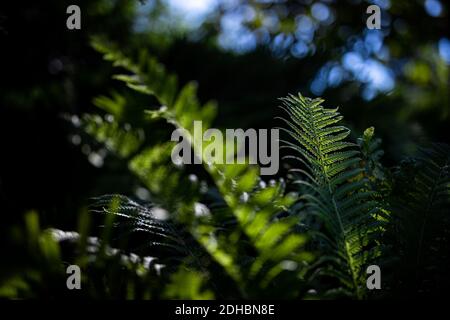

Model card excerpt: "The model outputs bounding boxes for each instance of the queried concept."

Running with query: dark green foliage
[77,40,313,299]
[71,45,447,299]
[1,39,449,300]
[0,211,167,299]
[386,144,450,297]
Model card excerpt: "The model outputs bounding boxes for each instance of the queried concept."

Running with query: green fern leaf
[280,93,382,298]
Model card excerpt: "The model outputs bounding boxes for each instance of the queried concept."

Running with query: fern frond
[389,143,450,296]
[82,114,144,158]
[280,93,382,298]
[89,194,198,260]
[86,40,313,298]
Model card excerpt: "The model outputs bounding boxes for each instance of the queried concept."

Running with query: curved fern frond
[89,194,198,260]
[280,93,382,298]
[86,41,313,298]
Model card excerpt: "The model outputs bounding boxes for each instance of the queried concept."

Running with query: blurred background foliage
[0,0,449,299]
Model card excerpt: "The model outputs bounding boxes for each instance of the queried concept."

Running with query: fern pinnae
[89,194,192,255]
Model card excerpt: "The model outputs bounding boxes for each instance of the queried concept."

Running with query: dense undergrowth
[1,39,449,300]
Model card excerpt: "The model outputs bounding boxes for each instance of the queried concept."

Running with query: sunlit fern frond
[279,93,383,298]
[89,40,313,298]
